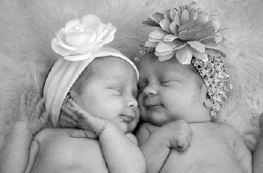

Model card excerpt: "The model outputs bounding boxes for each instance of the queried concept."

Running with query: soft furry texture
[0,0,262,150]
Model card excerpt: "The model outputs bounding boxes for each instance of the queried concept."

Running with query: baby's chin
[116,122,137,133]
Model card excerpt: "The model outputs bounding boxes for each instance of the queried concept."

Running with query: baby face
[73,57,139,133]
[137,53,209,126]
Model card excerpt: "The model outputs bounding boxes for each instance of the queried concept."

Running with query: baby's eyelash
[109,87,122,95]
[161,79,180,84]
[161,80,171,84]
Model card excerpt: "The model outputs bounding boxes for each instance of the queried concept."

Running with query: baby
[0,15,146,173]
[135,2,252,173]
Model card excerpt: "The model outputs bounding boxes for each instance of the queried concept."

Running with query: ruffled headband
[135,2,230,119]
[43,15,139,126]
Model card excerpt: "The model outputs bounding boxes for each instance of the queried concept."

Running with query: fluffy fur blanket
[0,0,262,150]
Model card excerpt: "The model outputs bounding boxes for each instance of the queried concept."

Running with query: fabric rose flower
[143,1,225,64]
[51,14,116,61]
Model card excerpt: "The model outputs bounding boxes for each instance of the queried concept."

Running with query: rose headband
[135,2,230,119]
[43,15,139,126]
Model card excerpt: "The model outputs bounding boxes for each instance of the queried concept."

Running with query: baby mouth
[146,104,163,109]
[120,114,134,123]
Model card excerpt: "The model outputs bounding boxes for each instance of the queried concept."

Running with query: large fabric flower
[143,2,225,64]
[51,14,116,61]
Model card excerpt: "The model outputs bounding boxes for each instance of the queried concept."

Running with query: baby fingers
[61,105,78,121]
[66,99,91,119]
[59,113,78,127]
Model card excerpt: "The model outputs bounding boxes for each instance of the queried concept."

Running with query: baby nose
[143,85,157,96]
[127,97,138,108]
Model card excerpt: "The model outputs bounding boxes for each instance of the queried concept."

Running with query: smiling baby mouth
[146,104,163,109]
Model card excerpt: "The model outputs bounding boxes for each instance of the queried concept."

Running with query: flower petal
[170,21,178,34]
[192,51,208,62]
[163,34,178,42]
[150,13,165,23]
[51,38,72,56]
[163,10,173,22]
[75,42,98,54]
[155,50,175,57]
[81,15,102,30]
[204,42,223,51]
[170,8,177,19]
[214,33,223,43]
[142,18,160,27]
[173,14,181,26]
[56,28,67,45]
[175,46,193,64]
[191,9,198,21]
[181,9,190,24]
[149,29,166,40]
[206,48,226,58]
[66,32,88,47]
[57,39,77,51]
[65,19,80,33]
[145,41,158,48]
[87,31,97,43]
[189,1,197,10]
[100,26,117,45]
[187,41,205,53]
[156,41,177,53]
[64,52,92,61]
[148,38,162,42]
[160,19,171,32]
[96,23,112,41]
[157,52,175,61]
[213,21,220,32]
[196,12,209,24]
[95,23,106,39]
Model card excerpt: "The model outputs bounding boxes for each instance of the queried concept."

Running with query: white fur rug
[0,0,262,150]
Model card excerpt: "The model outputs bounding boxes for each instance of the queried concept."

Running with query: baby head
[69,56,139,133]
[43,15,139,133]
[135,2,230,126]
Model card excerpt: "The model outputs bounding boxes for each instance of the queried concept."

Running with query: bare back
[28,128,109,173]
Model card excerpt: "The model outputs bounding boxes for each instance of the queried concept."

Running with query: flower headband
[135,2,230,119]
[44,15,139,126]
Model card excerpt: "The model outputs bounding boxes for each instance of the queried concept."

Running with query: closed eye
[161,80,174,84]
[109,88,122,96]
[161,79,179,86]
[161,80,172,84]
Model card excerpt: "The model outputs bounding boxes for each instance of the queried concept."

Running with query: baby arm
[0,91,48,173]
[136,120,192,173]
[65,99,146,173]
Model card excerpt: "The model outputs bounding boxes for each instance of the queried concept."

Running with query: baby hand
[63,99,108,138]
[16,90,48,136]
[159,120,192,151]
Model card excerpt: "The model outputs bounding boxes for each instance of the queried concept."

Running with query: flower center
[69,25,94,35]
